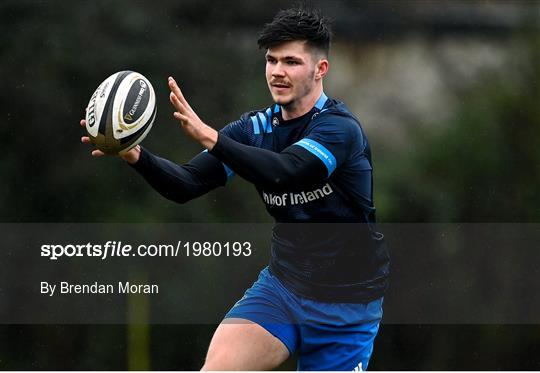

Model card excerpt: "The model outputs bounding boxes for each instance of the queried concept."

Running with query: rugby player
[81,7,389,371]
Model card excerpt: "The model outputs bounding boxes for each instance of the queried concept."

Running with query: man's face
[265,40,322,108]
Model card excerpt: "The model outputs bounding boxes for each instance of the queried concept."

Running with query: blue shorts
[225,267,383,371]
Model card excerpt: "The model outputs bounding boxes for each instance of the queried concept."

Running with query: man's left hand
[168,76,218,150]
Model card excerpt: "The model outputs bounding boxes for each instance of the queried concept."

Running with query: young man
[81,7,389,371]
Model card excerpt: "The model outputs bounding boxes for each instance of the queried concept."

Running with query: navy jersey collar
[314,91,328,110]
[273,91,328,117]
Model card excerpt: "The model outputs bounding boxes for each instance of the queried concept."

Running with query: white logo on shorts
[352,361,363,371]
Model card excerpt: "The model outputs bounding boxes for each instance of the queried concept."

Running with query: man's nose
[272,62,285,77]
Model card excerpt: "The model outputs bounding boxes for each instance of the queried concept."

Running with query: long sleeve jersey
[132,93,389,302]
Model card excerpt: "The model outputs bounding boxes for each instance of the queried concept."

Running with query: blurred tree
[377,34,540,223]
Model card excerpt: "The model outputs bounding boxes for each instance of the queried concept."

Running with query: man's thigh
[201,318,289,371]
[202,268,297,370]
[223,267,300,354]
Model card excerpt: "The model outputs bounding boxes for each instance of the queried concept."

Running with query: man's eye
[287,60,299,65]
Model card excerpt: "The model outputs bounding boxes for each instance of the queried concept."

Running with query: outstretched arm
[167,77,329,190]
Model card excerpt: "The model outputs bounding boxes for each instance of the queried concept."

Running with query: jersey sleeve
[292,113,362,177]
[209,134,327,191]
[130,147,229,204]
[129,113,257,204]
[209,112,365,191]
[209,111,330,190]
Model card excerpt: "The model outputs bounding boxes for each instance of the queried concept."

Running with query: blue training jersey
[218,93,390,302]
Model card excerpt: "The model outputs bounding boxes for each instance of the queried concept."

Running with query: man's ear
[315,59,329,80]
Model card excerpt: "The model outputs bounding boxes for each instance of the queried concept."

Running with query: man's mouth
[271,82,290,88]
[271,83,291,93]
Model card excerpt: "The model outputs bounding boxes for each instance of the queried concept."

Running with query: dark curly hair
[257,7,332,57]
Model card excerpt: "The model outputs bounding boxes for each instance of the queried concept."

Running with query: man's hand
[168,77,218,150]
[79,119,141,164]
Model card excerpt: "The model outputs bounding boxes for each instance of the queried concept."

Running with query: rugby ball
[85,71,156,155]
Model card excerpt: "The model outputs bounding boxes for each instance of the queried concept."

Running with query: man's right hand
[79,119,141,164]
